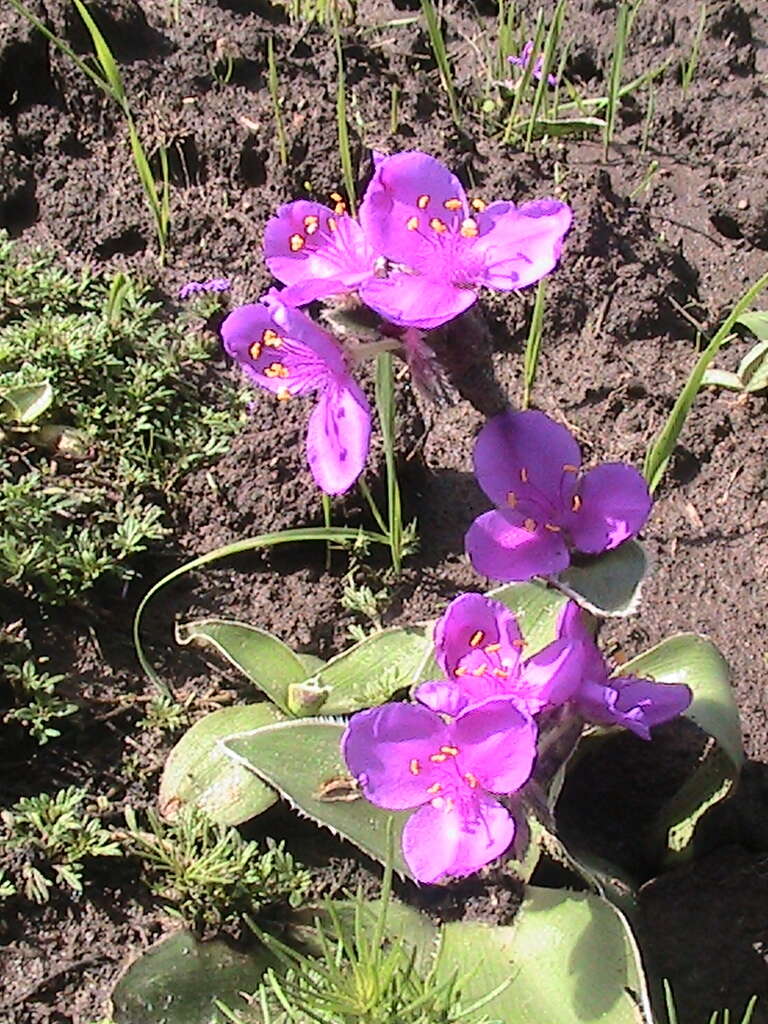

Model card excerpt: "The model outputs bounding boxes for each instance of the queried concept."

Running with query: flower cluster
[508,41,558,86]
[342,593,691,884]
[221,151,572,494]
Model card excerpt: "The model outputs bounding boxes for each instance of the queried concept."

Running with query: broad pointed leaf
[486,579,569,656]
[736,310,768,340]
[434,886,652,1023]
[176,618,308,714]
[554,539,649,618]
[0,381,53,424]
[160,704,283,825]
[223,720,412,877]
[111,930,275,1024]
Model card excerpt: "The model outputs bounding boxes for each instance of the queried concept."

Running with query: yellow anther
[304,214,320,234]
[507,490,517,508]
[523,518,537,532]
[563,463,579,473]
[334,201,347,215]
[572,494,583,512]
[440,745,459,757]
[469,630,484,647]
[455,666,468,677]
[471,664,487,677]
[265,362,289,378]
[520,467,529,483]
[330,191,344,203]
[444,197,462,211]
[471,197,487,212]
[430,752,449,763]
[445,797,455,811]
[417,193,430,209]
[429,217,447,234]
[427,782,443,795]
[464,771,479,789]
[327,217,338,232]
[460,217,479,238]
[406,216,419,231]
[512,638,525,649]
[409,759,421,775]
[492,668,510,679]
[276,387,292,401]
[289,233,305,252]
[262,328,282,347]
[485,643,501,653]
[248,340,262,360]
[544,523,562,532]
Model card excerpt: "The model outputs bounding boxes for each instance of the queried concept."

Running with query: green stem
[358,477,388,535]
[375,352,404,574]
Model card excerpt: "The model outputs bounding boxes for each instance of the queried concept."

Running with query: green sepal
[159,704,284,825]
[555,539,649,618]
[176,618,308,714]
[223,719,412,877]
[110,930,276,1024]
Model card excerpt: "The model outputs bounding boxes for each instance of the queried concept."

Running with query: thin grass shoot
[267,36,289,167]
[421,0,462,128]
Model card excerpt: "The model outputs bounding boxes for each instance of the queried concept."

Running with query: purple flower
[221,293,370,495]
[465,410,652,582]
[179,277,231,300]
[357,151,572,329]
[508,41,558,86]
[264,198,378,307]
[342,697,537,883]
[414,592,582,717]
[556,603,692,739]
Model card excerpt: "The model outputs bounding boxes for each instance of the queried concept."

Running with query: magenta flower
[556,603,692,739]
[342,697,537,883]
[357,151,572,329]
[465,410,652,583]
[508,41,558,86]
[414,592,582,717]
[264,197,378,307]
[221,293,370,495]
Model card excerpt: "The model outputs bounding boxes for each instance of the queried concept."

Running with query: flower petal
[472,199,572,291]
[359,151,469,268]
[454,697,537,794]
[434,593,524,682]
[402,791,516,883]
[577,676,692,740]
[473,410,581,511]
[341,703,451,810]
[360,272,476,330]
[414,679,472,717]
[566,463,652,554]
[306,378,371,495]
[264,201,375,303]
[465,509,570,582]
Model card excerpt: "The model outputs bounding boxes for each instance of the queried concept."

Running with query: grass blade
[523,0,566,152]
[604,3,629,157]
[71,0,126,105]
[420,0,461,127]
[375,353,403,573]
[522,279,546,408]
[333,11,357,215]
[267,37,288,167]
[643,269,768,492]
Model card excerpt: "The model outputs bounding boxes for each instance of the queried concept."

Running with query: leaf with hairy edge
[619,633,741,863]
[307,627,431,714]
[223,720,412,877]
[434,887,653,1024]
[176,619,308,714]
[486,579,569,656]
[160,705,283,825]
[111,930,276,1024]
[554,539,649,618]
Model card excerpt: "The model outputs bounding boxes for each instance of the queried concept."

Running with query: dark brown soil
[2,0,768,1020]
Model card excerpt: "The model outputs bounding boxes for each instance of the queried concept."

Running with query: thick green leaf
[176,619,308,714]
[309,627,431,714]
[0,381,53,424]
[739,337,768,391]
[736,310,768,341]
[111,930,274,1024]
[435,887,652,1023]
[160,704,283,825]
[555,540,649,618]
[224,720,412,877]
[486,579,569,656]
[701,368,743,391]
[619,633,742,862]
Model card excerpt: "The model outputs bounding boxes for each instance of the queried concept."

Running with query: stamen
[265,362,289,378]
[492,668,510,679]
[507,490,517,508]
[439,745,459,757]
[523,518,537,532]
[471,665,487,677]
[444,197,462,211]
[455,666,468,677]
[471,198,487,212]
[406,216,419,231]
[248,341,262,360]
[445,797,455,811]
[327,217,338,232]
[417,193,430,209]
[520,467,529,483]
[464,771,479,789]
[289,233,305,252]
[544,523,562,532]
[563,463,579,473]
[572,494,583,512]
[430,752,449,763]
[303,214,319,234]
[431,796,445,809]
[469,630,484,647]
[460,217,479,238]
[427,782,442,795]
[330,191,344,203]
[262,328,282,347]
[276,387,291,401]
[512,639,525,649]
[429,217,447,234]
[485,643,501,653]
[409,759,421,775]
[334,201,346,215]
